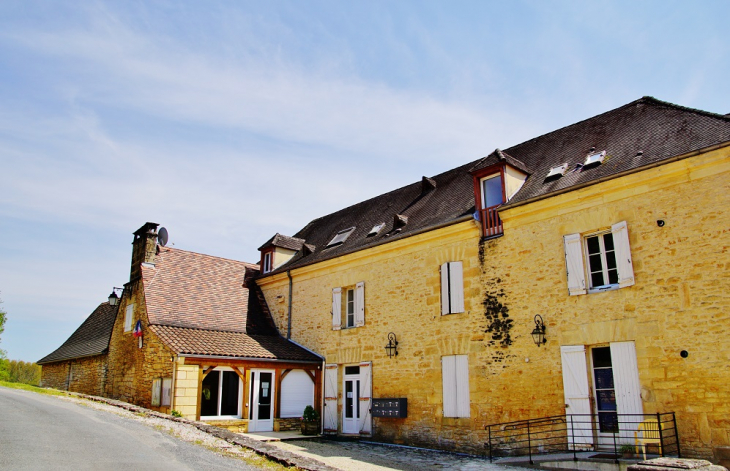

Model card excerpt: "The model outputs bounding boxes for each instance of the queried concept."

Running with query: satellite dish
[158,227,169,247]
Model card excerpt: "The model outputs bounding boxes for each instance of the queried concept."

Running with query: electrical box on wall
[372,398,407,418]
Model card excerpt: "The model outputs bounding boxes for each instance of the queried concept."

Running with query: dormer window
[367,223,385,237]
[584,150,606,167]
[546,163,569,179]
[327,227,355,247]
[470,157,528,239]
[262,251,272,274]
[480,174,504,209]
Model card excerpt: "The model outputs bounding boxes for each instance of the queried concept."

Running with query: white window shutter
[610,342,643,440]
[324,365,338,432]
[125,304,134,331]
[455,355,470,418]
[612,221,635,288]
[151,378,161,406]
[355,282,365,327]
[449,262,465,314]
[441,356,457,417]
[280,370,315,418]
[563,234,587,296]
[332,288,342,330]
[440,262,450,315]
[560,345,593,447]
[358,362,372,434]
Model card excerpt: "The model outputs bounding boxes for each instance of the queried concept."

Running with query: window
[442,355,470,418]
[584,150,606,166]
[480,174,504,209]
[332,282,365,330]
[327,227,355,247]
[201,368,241,418]
[563,221,635,296]
[124,304,134,332]
[262,252,272,274]
[440,262,464,315]
[546,163,568,179]
[367,223,385,237]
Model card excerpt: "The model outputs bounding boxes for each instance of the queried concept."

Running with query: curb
[64,391,340,471]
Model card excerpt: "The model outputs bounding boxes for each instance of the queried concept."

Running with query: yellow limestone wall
[172,362,200,419]
[258,145,729,458]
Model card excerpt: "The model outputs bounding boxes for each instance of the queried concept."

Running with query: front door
[249,370,275,432]
[342,365,360,434]
[591,346,618,446]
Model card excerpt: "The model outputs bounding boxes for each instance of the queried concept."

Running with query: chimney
[130,222,159,281]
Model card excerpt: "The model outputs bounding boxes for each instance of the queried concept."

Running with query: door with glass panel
[591,347,618,446]
[342,365,360,434]
[249,370,275,432]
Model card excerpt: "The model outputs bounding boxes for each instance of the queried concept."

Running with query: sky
[1,1,728,362]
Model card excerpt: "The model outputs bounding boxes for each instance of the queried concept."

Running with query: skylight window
[584,150,606,166]
[546,163,569,179]
[367,223,385,237]
[327,227,355,247]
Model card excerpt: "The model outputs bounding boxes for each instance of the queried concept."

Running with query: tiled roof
[262,97,730,275]
[142,247,267,333]
[258,233,306,251]
[38,302,116,364]
[150,325,321,362]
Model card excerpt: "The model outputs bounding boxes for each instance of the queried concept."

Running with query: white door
[560,345,594,449]
[610,342,643,441]
[358,362,372,435]
[249,370,275,432]
[342,365,361,434]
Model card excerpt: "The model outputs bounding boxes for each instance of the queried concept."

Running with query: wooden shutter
[455,355,470,417]
[355,282,365,327]
[612,221,635,288]
[563,234,587,296]
[151,378,161,406]
[324,364,338,432]
[610,341,643,440]
[441,356,457,417]
[358,362,372,434]
[560,345,593,447]
[440,262,450,315]
[161,378,172,406]
[449,262,465,314]
[124,304,134,331]
[332,288,342,330]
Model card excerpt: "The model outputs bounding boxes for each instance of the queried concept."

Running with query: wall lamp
[385,332,399,358]
[108,287,124,306]
[531,315,547,347]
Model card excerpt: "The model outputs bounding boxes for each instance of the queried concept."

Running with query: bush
[302,405,319,423]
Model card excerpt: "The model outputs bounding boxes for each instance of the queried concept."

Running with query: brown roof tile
[149,325,321,362]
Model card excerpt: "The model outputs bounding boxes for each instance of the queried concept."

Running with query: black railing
[485,412,680,464]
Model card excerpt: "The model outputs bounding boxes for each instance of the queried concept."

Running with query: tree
[0,294,8,381]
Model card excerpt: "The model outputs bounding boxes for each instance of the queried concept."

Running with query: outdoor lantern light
[385,332,398,358]
[531,315,547,347]
[108,287,123,306]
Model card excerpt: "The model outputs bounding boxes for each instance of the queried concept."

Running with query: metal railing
[485,412,680,464]
[479,204,503,238]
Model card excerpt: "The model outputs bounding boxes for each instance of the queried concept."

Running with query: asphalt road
[0,387,260,470]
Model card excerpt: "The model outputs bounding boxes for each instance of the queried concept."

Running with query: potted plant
[619,444,636,459]
[301,405,320,435]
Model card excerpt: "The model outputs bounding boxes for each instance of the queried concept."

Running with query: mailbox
[372,398,407,418]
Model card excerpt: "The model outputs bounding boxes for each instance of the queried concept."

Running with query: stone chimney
[130,222,159,281]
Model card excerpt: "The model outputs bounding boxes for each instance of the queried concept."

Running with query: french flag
[133,320,143,338]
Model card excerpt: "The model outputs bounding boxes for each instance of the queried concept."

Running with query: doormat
[589,453,619,459]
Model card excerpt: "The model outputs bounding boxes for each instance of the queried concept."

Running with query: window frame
[346,288,355,328]
[332,282,365,330]
[584,230,619,293]
[262,251,272,274]
[479,173,505,210]
[200,367,243,420]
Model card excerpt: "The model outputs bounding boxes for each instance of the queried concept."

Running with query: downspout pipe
[287,270,293,339]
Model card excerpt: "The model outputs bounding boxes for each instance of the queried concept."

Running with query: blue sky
[1,1,728,362]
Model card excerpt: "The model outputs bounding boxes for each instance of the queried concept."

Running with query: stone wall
[40,355,108,396]
[257,146,730,459]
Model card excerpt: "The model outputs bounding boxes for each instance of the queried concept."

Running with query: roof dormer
[468,149,529,238]
[257,233,306,274]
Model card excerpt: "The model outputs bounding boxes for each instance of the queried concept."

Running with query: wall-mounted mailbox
[372,398,407,418]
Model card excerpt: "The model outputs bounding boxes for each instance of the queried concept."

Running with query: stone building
[41,222,322,433]
[38,302,116,395]
[255,97,730,460]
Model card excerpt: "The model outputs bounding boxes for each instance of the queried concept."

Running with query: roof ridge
[150,324,251,335]
[639,96,730,121]
[158,246,258,268]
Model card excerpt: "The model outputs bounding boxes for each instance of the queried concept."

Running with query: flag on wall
[133,320,143,338]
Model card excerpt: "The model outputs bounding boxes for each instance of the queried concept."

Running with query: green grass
[0,380,66,395]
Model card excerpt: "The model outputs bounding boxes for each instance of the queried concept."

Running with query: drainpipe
[287,270,293,340]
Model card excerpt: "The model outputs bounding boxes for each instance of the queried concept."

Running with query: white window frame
[563,221,635,296]
[440,261,465,315]
[584,230,618,292]
[333,282,365,329]
[200,367,243,420]
[442,355,470,418]
[327,227,355,247]
[480,174,503,209]
[124,304,134,332]
[346,288,355,328]
[262,252,272,274]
